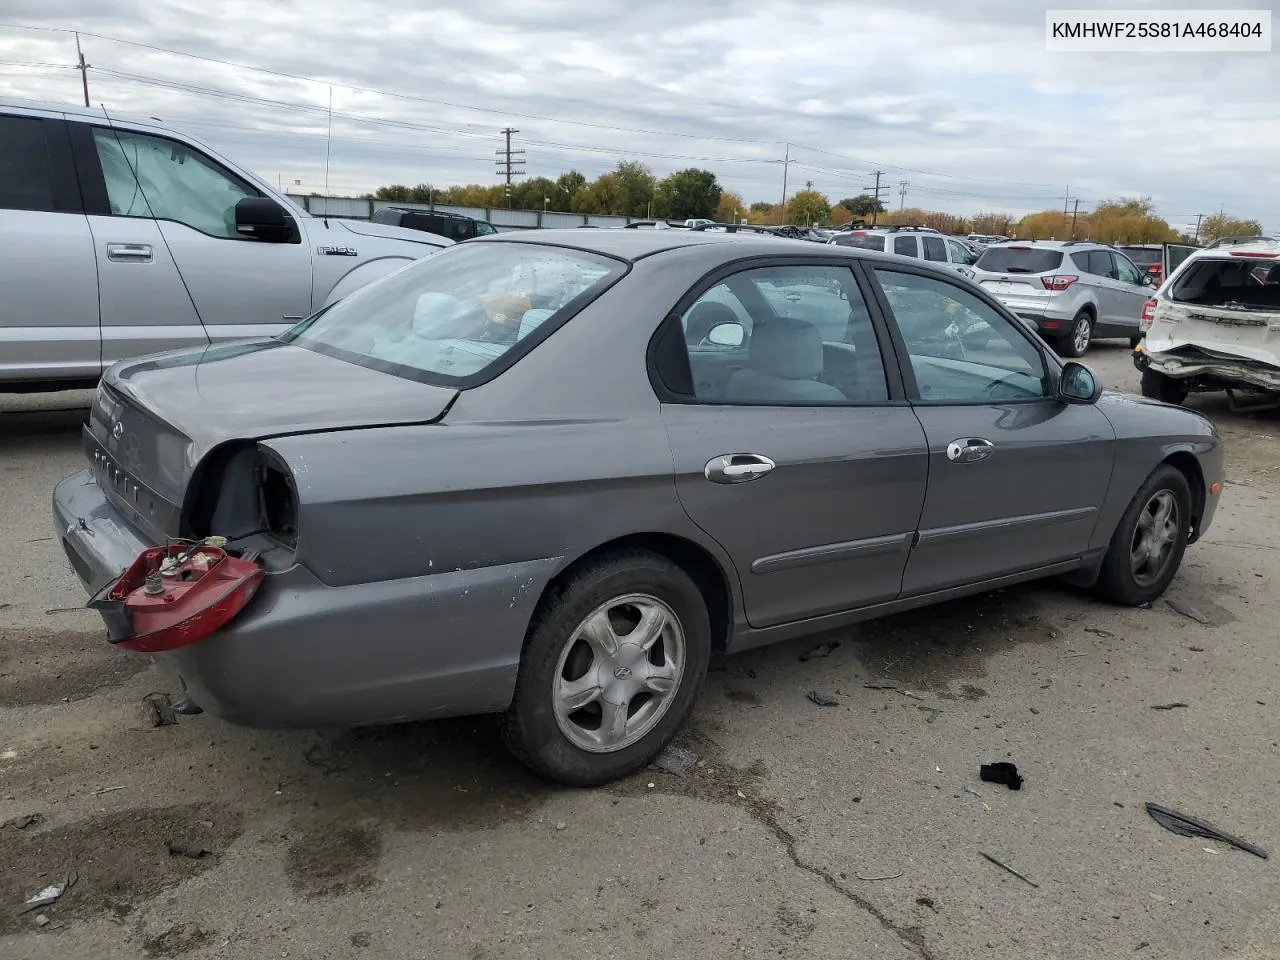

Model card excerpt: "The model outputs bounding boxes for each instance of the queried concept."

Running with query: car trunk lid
[88,340,458,540]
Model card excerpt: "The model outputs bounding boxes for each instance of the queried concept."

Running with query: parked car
[1115,242,1200,288]
[56,230,1223,786]
[970,240,1157,357]
[1135,239,1280,408]
[0,98,452,392]
[370,206,498,241]
[828,225,977,279]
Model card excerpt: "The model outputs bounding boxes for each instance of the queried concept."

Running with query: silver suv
[0,99,451,392]
[828,225,978,279]
[970,241,1156,357]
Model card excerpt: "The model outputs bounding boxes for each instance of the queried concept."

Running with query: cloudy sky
[2,0,1277,231]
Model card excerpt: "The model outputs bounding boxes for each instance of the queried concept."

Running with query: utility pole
[1070,198,1081,238]
[861,170,888,225]
[780,143,790,209]
[804,179,813,191]
[1193,213,1204,243]
[1062,186,1071,238]
[494,128,525,208]
[75,32,90,107]
[898,179,909,210]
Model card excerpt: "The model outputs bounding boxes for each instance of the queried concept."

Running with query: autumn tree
[787,189,831,226]
[375,184,412,201]
[828,204,856,226]
[653,168,722,220]
[970,212,1014,235]
[1085,197,1178,244]
[716,190,746,223]
[840,194,886,217]
[882,207,968,234]
[1014,209,1072,240]
[1198,212,1265,243]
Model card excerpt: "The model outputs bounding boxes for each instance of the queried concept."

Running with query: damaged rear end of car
[1136,243,1280,410]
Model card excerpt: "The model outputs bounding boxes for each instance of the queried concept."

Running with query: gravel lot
[2,342,1278,960]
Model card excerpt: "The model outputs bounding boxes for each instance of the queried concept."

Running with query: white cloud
[0,0,1276,231]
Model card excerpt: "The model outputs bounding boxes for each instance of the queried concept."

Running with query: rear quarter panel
[1090,392,1222,547]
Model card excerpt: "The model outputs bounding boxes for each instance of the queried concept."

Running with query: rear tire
[499,550,711,787]
[1140,368,1188,406]
[1095,464,1193,606]
[1129,335,1142,349]
[1056,310,1093,358]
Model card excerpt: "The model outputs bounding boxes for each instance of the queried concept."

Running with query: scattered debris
[863,680,902,690]
[1188,646,1205,652]
[806,691,839,707]
[918,706,943,723]
[34,914,50,927]
[92,786,126,796]
[1150,703,1189,711]
[1029,707,1041,715]
[555,822,567,832]
[653,745,698,776]
[2,813,42,830]
[19,870,77,914]
[916,897,937,910]
[1135,941,1151,951]
[303,744,349,773]
[171,696,204,716]
[142,692,178,728]
[166,840,210,860]
[44,607,86,614]
[898,689,927,701]
[1166,599,1210,625]
[799,641,840,662]
[0,603,10,611]
[979,851,1039,888]
[1145,803,1268,859]
[1084,628,1115,638]
[1137,602,1152,609]
[980,762,1024,791]
[855,870,903,881]
[964,787,983,799]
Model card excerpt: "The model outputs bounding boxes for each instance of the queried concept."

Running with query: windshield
[1169,256,1280,311]
[832,233,885,251]
[975,247,1064,274]
[1119,247,1161,266]
[282,243,621,383]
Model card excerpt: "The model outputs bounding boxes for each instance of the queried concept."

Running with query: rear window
[1118,247,1161,266]
[832,233,885,252]
[1169,256,1280,310]
[282,243,622,384]
[975,247,1063,274]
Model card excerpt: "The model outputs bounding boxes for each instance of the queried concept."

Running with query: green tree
[749,201,774,214]
[787,189,831,226]
[375,184,412,201]
[406,183,437,204]
[571,172,622,215]
[1199,212,1265,243]
[613,161,657,217]
[653,168,722,220]
[510,176,559,210]
[554,171,587,210]
[970,212,1014,236]
[840,194,885,217]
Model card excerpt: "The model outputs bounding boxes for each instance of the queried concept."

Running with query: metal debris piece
[19,870,77,914]
[979,851,1039,888]
[864,680,902,690]
[44,607,86,615]
[166,840,209,860]
[2,813,42,830]
[806,691,839,707]
[92,786,126,796]
[980,762,1023,791]
[898,689,927,701]
[652,745,698,776]
[964,787,982,798]
[1150,703,1189,711]
[1084,627,1115,638]
[142,692,177,727]
[799,641,840,662]
[1166,599,1210,625]
[855,870,904,881]
[1145,803,1268,859]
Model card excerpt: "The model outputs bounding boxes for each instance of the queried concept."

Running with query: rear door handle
[106,243,153,263]
[946,438,994,463]
[705,453,776,484]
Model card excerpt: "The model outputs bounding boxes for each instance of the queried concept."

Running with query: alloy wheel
[1130,490,1180,587]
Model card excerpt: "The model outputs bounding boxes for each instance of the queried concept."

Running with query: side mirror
[235,197,299,243]
[706,321,745,347]
[1058,360,1102,404]
[1142,274,1157,286]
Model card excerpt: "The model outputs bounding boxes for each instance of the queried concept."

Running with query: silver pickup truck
[0,98,452,392]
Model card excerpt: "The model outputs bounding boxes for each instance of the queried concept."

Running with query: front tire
[499,550,711,786]
[1140,368,1188,406]
[1057,310,1093,358]
[1095,464,1193,606]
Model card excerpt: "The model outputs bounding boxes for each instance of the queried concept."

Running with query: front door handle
[106,243,154,263]
[946,438,994,463]
[705,453,776,484]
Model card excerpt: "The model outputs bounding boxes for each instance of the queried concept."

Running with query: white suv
[1135,239,1280,407]
[0,99,451,392]
[828,225,978,279]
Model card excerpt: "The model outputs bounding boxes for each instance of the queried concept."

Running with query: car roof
[1,96,164,127]
[1185,238,1280,261]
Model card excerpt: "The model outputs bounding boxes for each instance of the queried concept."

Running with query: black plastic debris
[1145,803,1268,859]
[799,641,840,662]
[864,680,902,690]
[652,745,698,776]
[979,851,1038,888]
[1151,703,1189,711]
[807,691,839,707]
[166,840,209,860]
[1166,599,1210,625]
[980,762,1023,791]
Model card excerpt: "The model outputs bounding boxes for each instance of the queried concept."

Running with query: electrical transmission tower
[495,128,525,207]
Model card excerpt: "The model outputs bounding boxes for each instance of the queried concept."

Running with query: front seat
[724,317,846,403]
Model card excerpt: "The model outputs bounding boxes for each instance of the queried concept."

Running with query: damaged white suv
[1135,239,1280,410]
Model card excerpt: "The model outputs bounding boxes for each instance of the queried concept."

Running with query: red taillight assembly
[1041,274,1079,291]
[1140,298,1158,329]
[1229,251,1280,259]
[87,543,264,653]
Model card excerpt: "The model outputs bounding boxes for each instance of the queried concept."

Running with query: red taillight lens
[1229,251,1280,259]
[1041,274,1079,291]
[1140,299,1158,328]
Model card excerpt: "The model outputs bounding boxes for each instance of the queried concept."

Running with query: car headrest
[685,301,740,342]
[748,317,823,380]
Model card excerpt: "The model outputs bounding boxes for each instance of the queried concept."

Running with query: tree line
[369,162,1262,244]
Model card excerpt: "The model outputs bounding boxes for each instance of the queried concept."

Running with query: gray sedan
[54,229,1224,785]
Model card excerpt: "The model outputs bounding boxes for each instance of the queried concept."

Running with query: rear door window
[946,238,975,264]
[975,247,1063,274]
[0,115,59,212]
[1088,251,1118,279]
[922,236,948,262]
[893,235,919,257]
